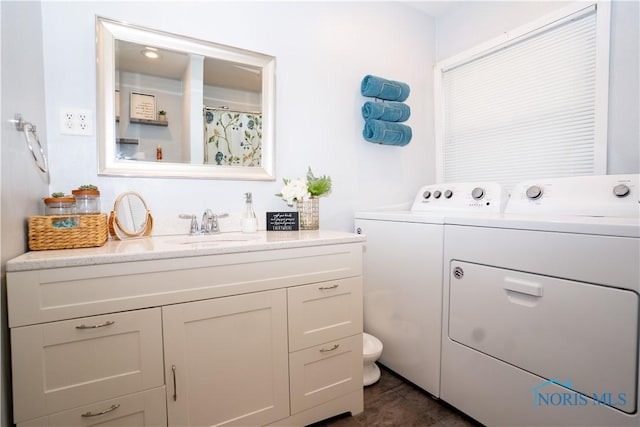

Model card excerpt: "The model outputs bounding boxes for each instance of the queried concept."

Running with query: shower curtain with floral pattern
[204,110,262,167]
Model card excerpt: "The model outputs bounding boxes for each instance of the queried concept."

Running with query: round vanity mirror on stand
[108,192,153,240]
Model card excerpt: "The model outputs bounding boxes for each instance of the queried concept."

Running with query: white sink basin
[164,233,262,246]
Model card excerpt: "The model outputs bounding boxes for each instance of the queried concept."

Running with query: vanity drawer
[11,308,164,423]
[287,277,363,351]
[289,334,363,414]
[17,386,167,427]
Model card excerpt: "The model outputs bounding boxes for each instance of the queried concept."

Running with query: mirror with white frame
[96,16,276,180]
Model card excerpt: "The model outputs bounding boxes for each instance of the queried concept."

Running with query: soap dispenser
[242,192,258,233]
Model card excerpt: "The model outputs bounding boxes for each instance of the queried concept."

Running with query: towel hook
[10,113,50,183]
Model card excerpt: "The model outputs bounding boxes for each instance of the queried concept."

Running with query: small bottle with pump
[241,192,258,233]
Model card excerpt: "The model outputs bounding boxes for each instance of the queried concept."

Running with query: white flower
[280,178,310,206]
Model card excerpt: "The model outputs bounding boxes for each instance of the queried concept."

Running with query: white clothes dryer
[440,174,640,426]
[354,182,506,397]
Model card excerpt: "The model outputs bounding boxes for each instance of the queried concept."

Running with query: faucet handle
[210,213,229,233]
[179,214,199,235]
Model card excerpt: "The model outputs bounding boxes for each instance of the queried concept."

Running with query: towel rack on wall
[11,113,50,183]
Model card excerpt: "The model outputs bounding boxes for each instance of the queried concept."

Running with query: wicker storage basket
[28,214,108,250]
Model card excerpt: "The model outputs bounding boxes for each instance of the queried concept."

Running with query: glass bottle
[241,192,258,233]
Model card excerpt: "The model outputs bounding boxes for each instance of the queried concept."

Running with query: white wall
[1,2,50,425]
[436,0,639,174]
[607,0,639,173]
[40,1,437,234]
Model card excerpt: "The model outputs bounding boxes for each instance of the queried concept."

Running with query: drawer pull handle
[172,364,178,401]
[75,320,115,329]
[320,344,340,353]
[81,404,120,417]
[319,284,339,291]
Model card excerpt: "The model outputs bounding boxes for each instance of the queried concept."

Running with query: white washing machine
[441,174,640,426]
[354,182,506,397]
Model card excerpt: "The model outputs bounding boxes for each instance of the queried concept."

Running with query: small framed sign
[266,212,299,231]
[130,92,156,121]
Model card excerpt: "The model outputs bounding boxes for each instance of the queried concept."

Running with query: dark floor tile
[395,383,452,423]
[312,365,482,427]
[355,391,438,427]
[433,412,480,427]
[310,412,363,427]
[363,368,405,406]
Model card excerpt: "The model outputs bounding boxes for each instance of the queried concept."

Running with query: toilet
[362,332,383,386]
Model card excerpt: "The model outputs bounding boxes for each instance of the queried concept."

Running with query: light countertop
[7,230,365,272]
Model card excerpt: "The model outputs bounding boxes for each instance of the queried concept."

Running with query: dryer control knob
[526,185,543,200]
[423,191,431,199]
[613,184,630,198]
[444,190,453,199]
[471,187,485,200]
[433,190,442,199]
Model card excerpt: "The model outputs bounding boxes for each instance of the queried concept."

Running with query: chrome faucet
[179,211,228,235]
[201,209,216,234]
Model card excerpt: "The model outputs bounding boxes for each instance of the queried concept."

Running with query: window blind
[438,4,608,189]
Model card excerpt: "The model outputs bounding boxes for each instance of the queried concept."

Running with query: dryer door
[448,261,638,414]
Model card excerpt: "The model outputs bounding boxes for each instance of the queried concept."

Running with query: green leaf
[306,167,332,197]
[78,184,98,190]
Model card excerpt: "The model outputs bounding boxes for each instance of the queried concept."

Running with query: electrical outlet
[60,108,93,135]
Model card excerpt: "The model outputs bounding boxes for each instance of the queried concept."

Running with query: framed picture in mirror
[130,92,156,121]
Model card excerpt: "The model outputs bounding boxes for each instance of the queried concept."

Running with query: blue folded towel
[361,75,410,102]
[363,119,412,146]
[361,101,411,122]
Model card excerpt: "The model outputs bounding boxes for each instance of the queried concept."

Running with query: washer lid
[354,210,446,224]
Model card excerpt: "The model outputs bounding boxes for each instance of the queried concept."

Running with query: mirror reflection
[97,17,276,180]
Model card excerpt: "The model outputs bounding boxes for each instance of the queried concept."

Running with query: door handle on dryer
[503,277,543,297]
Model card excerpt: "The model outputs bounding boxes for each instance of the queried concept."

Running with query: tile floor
[309,365,482,427]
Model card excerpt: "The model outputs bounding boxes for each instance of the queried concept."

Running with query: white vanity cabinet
[7,232,365,427]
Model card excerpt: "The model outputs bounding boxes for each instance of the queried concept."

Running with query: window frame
[433,1,611,184]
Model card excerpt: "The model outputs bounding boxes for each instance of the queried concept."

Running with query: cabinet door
[11,308,164,423]
[163,289,289,426]
[288,277,363,351]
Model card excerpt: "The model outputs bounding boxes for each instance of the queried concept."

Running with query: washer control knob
[444,190,453,199]
[526,185,543,200]
[613,184,630,198]
[423,191,431,199]
[433,190,442,199]
[471,187,485,200]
